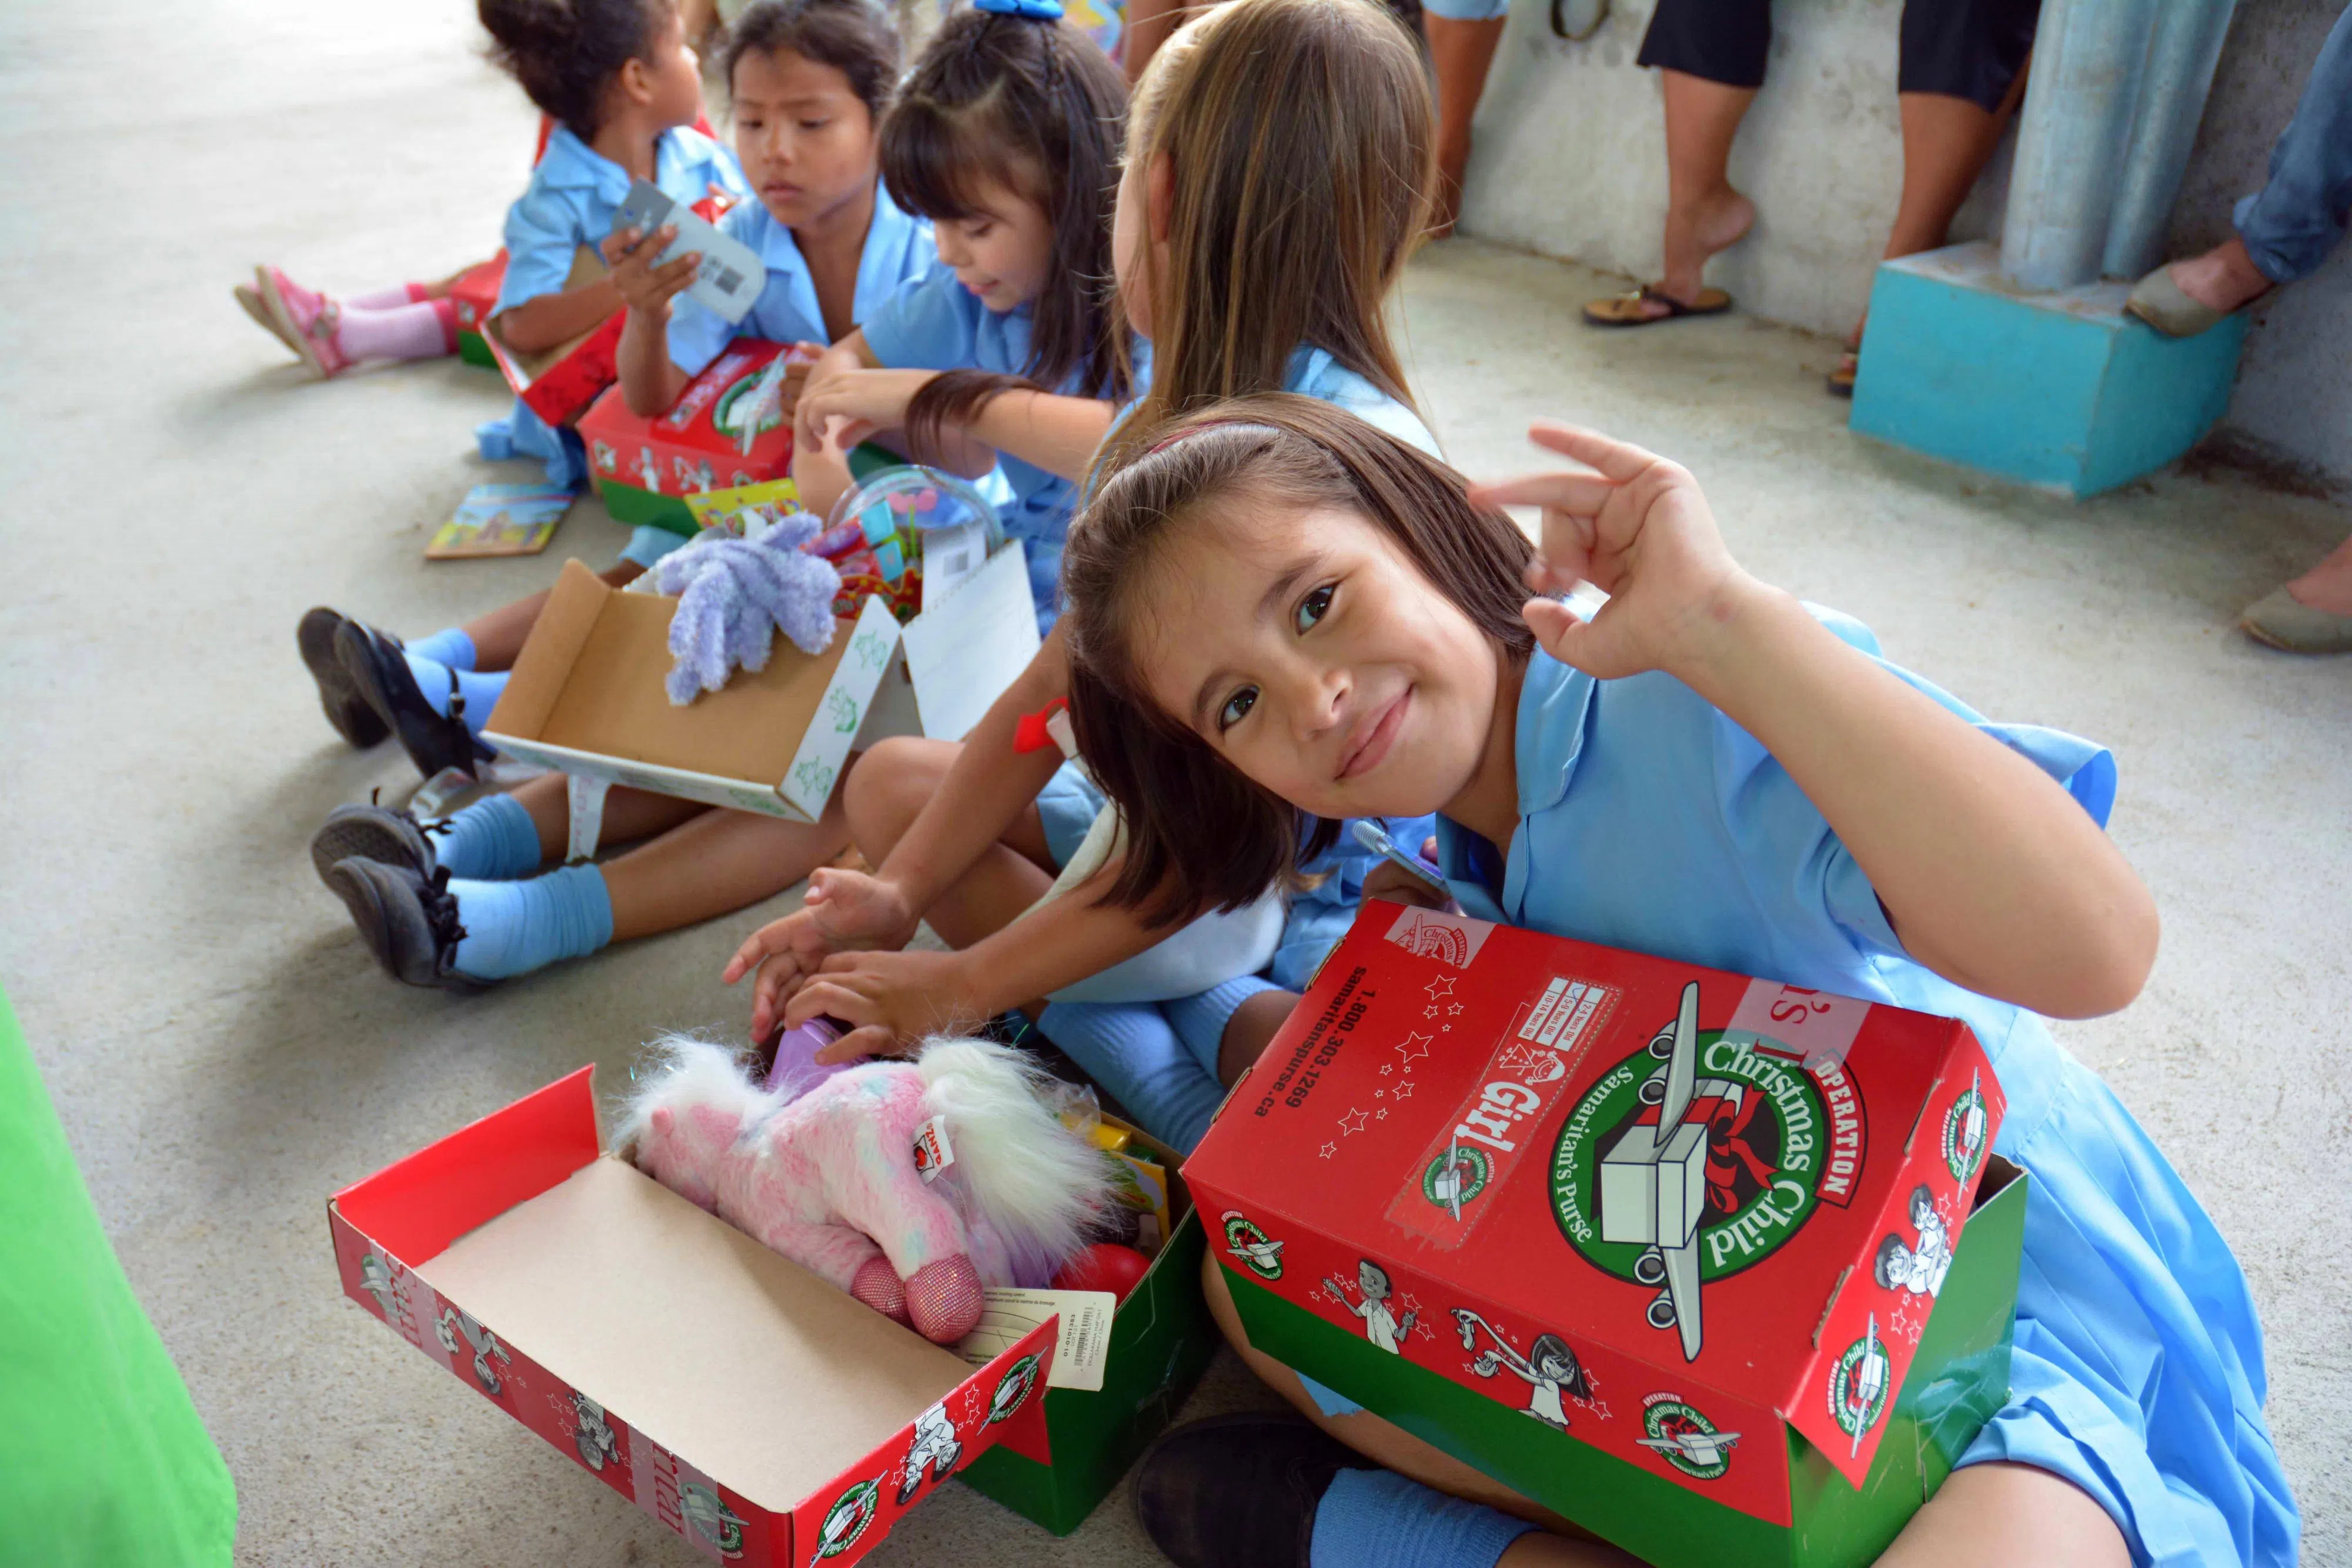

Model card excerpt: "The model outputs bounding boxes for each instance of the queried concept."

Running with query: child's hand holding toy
[782,948,984,1064]
[724,865,924,1043]
[602,222,701,325]
[793,365,940,453]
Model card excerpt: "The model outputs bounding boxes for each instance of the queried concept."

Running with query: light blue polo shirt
[861,263,1128,631]
[666,181,937,375]
[1108,345,1438,460]
[1431,614,2116,1061]
[494,124,746,315]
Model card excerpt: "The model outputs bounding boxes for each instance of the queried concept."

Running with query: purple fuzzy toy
[653,515,844,705]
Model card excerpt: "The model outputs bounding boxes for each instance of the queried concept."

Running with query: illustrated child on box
[242,0,737,409]
[308,0,1131,995]
[726,0,1448,1155]
[1033,396,2296,1568]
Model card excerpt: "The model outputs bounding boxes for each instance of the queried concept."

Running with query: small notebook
[426,482,574,559]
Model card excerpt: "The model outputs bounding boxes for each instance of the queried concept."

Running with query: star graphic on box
[1391,1080,1416,1100]
[1395,1032,1432,1067]
[1424,975,1456,1001]
[1377,1108,1389,1120]
[1447,1002,1464,1017]
[1338,1107,1370,1136]
[1319,1141,1339,1160]
[1379,1063,1393,1076]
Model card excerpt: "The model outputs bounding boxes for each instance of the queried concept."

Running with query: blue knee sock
[1035,1001,1227,1154]
[1164,975,1282,1078]
[449,864,613,981]
[432,793,542,880]
[1309,1469,1534,1568]
[402,653,509,735]
[408,627,477,670]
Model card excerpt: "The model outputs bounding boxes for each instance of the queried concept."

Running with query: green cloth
[0,989,235,1566]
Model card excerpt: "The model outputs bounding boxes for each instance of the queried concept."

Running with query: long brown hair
[1098,0,1435,478]
[883,6,1134,460]
[1063,394,1536,925]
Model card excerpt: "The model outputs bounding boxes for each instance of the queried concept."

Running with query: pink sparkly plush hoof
[850,1256,910,1323]
[904,1255,985,1345]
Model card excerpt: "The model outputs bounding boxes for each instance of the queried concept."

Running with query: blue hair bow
[973,0,1064,18]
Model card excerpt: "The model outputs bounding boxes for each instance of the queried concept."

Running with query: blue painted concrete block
[1848,241,2247,497]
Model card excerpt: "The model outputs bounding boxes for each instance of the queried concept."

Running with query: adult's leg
[1656,71,1760,307]
[1851,83,2024,345]
[1426,11,1509,239]
[2229,0,2352,290]
[1872,1461,2128,1567]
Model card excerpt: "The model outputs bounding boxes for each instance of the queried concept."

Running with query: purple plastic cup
[764,1015,866,1094]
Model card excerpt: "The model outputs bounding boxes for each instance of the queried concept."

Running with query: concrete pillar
[2102,0,2240,280]
[1999,0,2162,290]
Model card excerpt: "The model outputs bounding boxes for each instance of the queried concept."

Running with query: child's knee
[842,737,946,858]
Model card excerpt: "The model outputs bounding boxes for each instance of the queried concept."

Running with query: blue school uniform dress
[638,183,937,569]
[858,262,1112,634]
[1298,616,2299,1568]
[1034,352,1446,1152]
[477,123,747,490]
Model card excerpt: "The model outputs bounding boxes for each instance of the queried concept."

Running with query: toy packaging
[577,339,813,535]
[425,480,573,560]
[329,1068,1061,1568]
[1182,904,2029,1568]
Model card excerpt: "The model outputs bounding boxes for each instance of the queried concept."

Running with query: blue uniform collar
[535,123,703,201]
[745,179,926,339]
[1431,651,1596,924]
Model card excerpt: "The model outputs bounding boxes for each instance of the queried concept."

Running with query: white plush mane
[914,1038,1114,1266]
[612,1034,778,1154]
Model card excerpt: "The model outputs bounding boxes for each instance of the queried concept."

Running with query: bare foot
[1658,188,1754,305]
[2286,531,2352,616]
[2168,236,2271,315]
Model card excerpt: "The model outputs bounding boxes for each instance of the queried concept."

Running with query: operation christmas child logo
[811,1477,880,1562]
[1637,1392,1741,1480]
[1941,1068,1990,1184]
[1548,982,1866,1362]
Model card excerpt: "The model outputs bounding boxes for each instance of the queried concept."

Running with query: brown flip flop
[1582,283,1733,327]
[1826,351,1859,398]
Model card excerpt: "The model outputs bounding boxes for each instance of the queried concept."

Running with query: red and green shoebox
[450,253,507,368]
[577,338,802,536]
[957,1118,1221,1534]
[1184,902,2027,1568]
[329,1067,1063,1567]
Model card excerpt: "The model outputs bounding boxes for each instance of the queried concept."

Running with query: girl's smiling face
[931,174,1055,313]
[1127,497,1500,823]
[730,47,878,229]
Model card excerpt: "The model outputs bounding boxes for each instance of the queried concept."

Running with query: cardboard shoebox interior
[329,1069,1058,1567]
[483,546,1041,821]
[482,246,623,425]
[1184,902,2026,1568]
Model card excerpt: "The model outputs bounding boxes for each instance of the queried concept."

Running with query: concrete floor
[4,3,2348,1564]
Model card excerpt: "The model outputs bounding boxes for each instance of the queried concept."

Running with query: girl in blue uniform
[785,0,1137,636]
[1051,396,2297,1568]
[727,0,1451,1153]
[312,0,942,994]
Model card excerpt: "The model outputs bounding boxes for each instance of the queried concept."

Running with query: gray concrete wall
[1458,0,2349,480]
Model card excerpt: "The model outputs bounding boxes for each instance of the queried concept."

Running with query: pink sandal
[257,266,352,379]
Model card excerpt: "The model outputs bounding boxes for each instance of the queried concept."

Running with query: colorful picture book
[426,482,574,560]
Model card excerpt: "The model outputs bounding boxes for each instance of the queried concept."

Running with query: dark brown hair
[1095,0,1436,480]
[723,0,900,122]
[884,7,1134,459]
[480,0,673,141]
[1062,394,1536,925]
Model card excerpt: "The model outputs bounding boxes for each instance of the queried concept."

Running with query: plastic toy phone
[1352,819,1446,893]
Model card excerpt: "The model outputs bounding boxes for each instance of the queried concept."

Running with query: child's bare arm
[963,390,1119,482]
[603,223,696,416]
[1476,423,2159,1020]
[492,278,624,354]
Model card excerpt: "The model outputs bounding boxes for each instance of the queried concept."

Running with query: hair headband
[972,0,1063,17]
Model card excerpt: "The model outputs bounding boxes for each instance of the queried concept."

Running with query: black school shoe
[298,607,389,748]
[1132,1414,1365,1568]
[309,803,439,886]
[334,618,495,781]
[322,857,489,994]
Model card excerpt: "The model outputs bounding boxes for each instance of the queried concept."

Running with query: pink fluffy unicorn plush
[617,1035,1115,1345]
